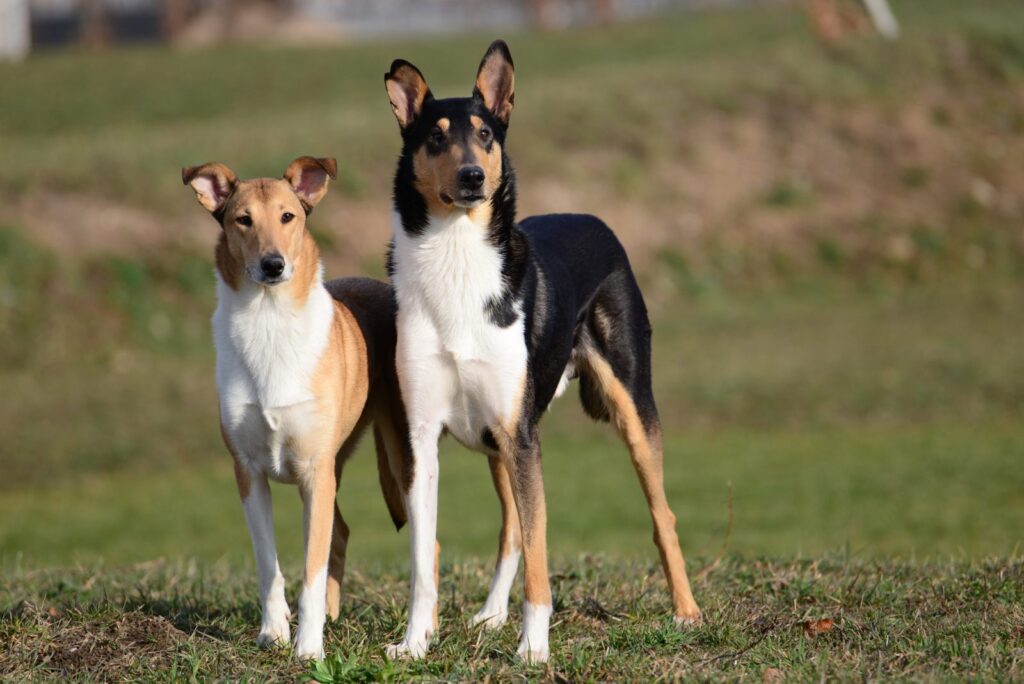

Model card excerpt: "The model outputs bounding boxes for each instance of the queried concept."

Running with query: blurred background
[0,0,1021,571]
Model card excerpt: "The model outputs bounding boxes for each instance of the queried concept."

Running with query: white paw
[469,608,508,630]
[385,634,430,660]
[256,613,291,648]
[674,612,703,629]
[516,640,549,664]
[293,629,324,662]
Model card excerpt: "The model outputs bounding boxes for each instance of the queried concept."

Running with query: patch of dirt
[11,83,1024,284]
[3,602,190,679]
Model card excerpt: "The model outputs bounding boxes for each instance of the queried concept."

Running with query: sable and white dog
[182,157,411,661]
[382,42,703,663]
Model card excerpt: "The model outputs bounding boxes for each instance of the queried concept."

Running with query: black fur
[389,97,660,438]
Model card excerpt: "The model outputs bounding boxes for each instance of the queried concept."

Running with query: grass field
[3,557,1022,681]
[2,0,1024,680]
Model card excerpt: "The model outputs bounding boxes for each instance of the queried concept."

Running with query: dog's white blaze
[214,267,334,481]
[519,601,552,663]
[471,549,521,628]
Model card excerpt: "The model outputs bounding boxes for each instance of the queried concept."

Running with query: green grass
[2,0,1024,679]
[1,0,1022,212]
[3,557,1022,680]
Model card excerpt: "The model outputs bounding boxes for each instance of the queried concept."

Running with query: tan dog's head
[385,40,515,217]
[182,156,337,287]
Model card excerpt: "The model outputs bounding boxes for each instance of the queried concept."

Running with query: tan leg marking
[326,504,350,620]
[493,429,551,609]
[488,455,522,562]
[433,540,441,630]
[221,422,251,501]
[582,353,702,623]
[300,461,337,588]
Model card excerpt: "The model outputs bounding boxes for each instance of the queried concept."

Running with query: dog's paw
[256,617,291,648]
[469,608,508,630]
[516,639,549,664]
[293,628,324,662]
[385,635,430,660]
[673,610,703,629]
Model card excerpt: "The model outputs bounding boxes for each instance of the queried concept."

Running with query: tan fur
[581,352,701,621]
[414,144,464,216]
[326,505,350,620]
[469,115,504,202]
[491,428,551,608]
[186,158,419,651]
[223,424,251,501]
[411,116,503,222]
[487,456,522,561]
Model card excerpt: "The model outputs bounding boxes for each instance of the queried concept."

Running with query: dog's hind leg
[325,504,349,621]
[580,348,702,626]
[470,455,522,630]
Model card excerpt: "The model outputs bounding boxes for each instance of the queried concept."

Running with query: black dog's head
[385,40,515,218]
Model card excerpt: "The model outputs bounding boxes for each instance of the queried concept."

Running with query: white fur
[243,474,291,647]
[518,602,552,663]
[214,266,336,659]
[295,564,329,660]
[214,268,334,481]
[470,549,521,629]
[389,210,531,657]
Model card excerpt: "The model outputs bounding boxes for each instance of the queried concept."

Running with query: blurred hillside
[1,0,1022,566]
[1,0,1022,287]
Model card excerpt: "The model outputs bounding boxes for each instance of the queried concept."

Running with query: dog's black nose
[261,254,285,279]
[457,166,485,191]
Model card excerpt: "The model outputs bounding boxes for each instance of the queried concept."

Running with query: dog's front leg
[295,459,336,661]
[386,421,441,660]
[235,461,291,648]
[497,428,552,664]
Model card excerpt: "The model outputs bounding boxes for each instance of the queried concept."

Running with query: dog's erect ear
[385,60,432,130]
[182,162,238,215]
[283,156,337,213]
[474,40,515,126]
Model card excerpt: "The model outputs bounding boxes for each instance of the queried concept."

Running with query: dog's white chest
[213,275,333,479]
[391,213,528,449]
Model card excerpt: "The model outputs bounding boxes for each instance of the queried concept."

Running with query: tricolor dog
[383,42,703,663]
[182,157,412,661]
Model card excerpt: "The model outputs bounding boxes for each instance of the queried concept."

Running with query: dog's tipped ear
[385,59,431,130]
[182,162,237,215]
[474,40,515,126]
[284,156,337,213]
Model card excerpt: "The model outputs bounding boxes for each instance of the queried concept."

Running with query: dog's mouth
[452,191,485,208]
[439,189,487,208]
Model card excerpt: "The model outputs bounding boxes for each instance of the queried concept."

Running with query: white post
[862,0,900,41]
[0,0,30,60]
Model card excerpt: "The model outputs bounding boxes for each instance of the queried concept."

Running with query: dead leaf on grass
[802,618,835,638]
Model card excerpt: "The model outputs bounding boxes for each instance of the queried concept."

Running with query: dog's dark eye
[236,215,252,227]
[479,126,492,143]
[281,212,295,224]
[429,128,446,146]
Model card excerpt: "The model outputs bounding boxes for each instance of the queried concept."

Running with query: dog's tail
[372,380,410,531]
[374,422,408,531]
